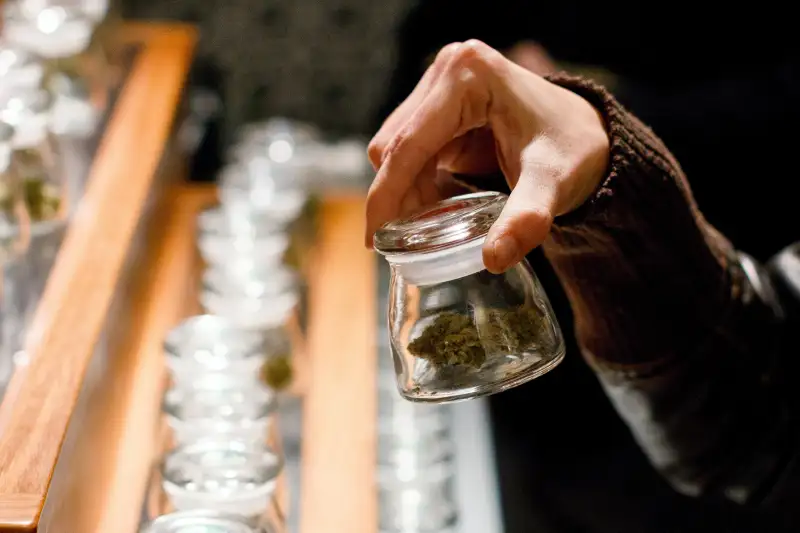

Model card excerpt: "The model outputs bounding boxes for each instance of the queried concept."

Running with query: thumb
[482,175,556,274]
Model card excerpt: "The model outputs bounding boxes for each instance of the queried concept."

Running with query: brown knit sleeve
[543,75,794,509]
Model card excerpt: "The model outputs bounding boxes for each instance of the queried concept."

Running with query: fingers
[368,42,463,170]
[482,170,557,274]
[365,41,500,245]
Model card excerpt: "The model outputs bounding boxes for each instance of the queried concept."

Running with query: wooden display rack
[0,21,378,533]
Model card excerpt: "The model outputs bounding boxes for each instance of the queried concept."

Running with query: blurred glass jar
[232,118,320,184]
[161,440,283,519]
[374,192,565,403]
[378,460,458,533]
[0,42,45,106]
[200,265,300,332]
[197,205,294,270]
[3,2,111,110]
[164,314,266,389]
[0,121,30,388]
[0,122,30,262]
[141,510,259,533]
[164,379,276,447]
[200,266,301,392]
[218,162,308,220]
[1,90,67,234]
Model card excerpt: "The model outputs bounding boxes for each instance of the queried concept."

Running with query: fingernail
[491,235,518,271]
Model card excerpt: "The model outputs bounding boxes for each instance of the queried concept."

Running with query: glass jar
[197,205,293,270]
[3,2,110,110]
[0,42,45,106]
[374,191,565,403]
[163,314,267,390]
[163,379,276,447]
[218,162,309,222]
[200,267,301,392]
[141,510,258,533]
[161,440,283,519]
[1,89,66,229]
[378,460,458,533]
[0,121,30,390]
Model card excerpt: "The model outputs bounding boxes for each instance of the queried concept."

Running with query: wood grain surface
[42,186,213,533]
[0,24,197,532]
[300,196,377,533]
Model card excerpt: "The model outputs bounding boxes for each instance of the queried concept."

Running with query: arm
[543,76,795,509]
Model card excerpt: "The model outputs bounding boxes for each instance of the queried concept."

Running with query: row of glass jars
[0,89,73,390]
[141,120,322,533]
[377,333,460,533]
[0,0,121,390]
[1,0,123,123]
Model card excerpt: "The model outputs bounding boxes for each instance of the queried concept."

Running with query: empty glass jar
[373,192,565,403]
[164,314,267,389]
[378,460,458,533]
[141,510,258,533]
[3,1,111,109]
[197,205,292,270]
[0,42,44,106]
[161,440,283,519]
[163,380,276,447]
[0,121,30,390]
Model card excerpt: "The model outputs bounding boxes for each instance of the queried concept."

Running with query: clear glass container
[0,42,44,106]
[161,440,283,519]
[235,117,321,153]
[374,191,565,403]
[2,89,67,230]
[164,379,276,447]
[0,121,30,390]
[200,267,300,391]
[141,510,258,533]
[200,265,300,330]
[218,163,309,223]
[164,314,267,389]
[197,205,293,270]
[378,460,458,533]
[3,2,111,110]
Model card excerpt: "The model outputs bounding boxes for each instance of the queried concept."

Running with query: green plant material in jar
[23,177,61,222]
[262,354,293,391]
[407,307,546,370]
[0,180,15,218]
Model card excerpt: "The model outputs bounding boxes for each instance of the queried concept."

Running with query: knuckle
[435,42,463,64]
[455,39,501,68]
[367,137,387,167]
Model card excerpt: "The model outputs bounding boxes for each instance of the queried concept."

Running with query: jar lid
[3,4,93,58]
[143,510,256,533]
[164,314,265,369]
[163,381,277,423]
[203,264,300,301]
[373,191,506,256]
[0,41,43,86]
[2,89,52,148]
[162,440,283,517]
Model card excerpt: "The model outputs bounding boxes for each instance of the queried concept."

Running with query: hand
[366,40,609,273]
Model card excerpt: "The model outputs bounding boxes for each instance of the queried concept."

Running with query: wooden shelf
[0,21,378,532]
[23,184,378,533]
[0,23,197,532]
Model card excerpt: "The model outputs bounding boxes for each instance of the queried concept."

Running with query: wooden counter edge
[0,24,197,530]
[300,196,378,533]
